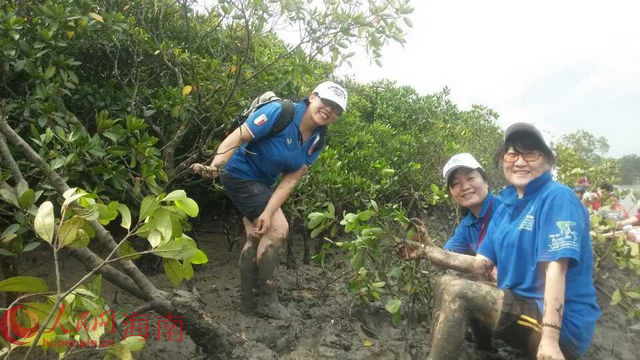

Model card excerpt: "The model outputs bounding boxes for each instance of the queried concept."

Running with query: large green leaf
[153,236,198,260]
[109,202,131,230]
[139,196,159,220]
[34,201,55,244]
[174,198,199,217]
[161,190,187,202]
[0,276,49,293]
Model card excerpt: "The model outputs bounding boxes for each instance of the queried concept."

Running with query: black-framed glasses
[316,95,343,116]
[502,151,541,163]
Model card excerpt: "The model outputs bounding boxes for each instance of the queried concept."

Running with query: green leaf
[110,202,131,230]
[310,224,325,239]
[0,188,20,207]
[385,298,402,314]
[190,249,208,264]
[625,291,640,300]
[630,242,639,257]
[308,213,325,229]
[153,209,173,242]
[371,281,385,288]
[611,288,621,305]
[153,236,198,259]
[139,196,159,220]
[174,198,199,217]
[58,216,85,247]
[0,276,48,292]
[162,190,187,202]
[356,210,375,221]
[19,189,35,209]
[121,335,146,351]
[23,242,41,252]
[163,259,184,286]
[2,224,20,238]
[351,251,364,269]
[44,65,56,79]
[34,201,55,244]
[0,249,15,256]
[96,203,118,225]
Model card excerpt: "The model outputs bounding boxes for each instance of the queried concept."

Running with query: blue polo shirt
[478,172,600,356]
[444,193,502,255]
[224,101,324,186]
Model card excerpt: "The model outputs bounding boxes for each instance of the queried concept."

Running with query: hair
[493,132,556,168]
[446,167,489,189]
[598,183,613,192]
[447,167,489,217]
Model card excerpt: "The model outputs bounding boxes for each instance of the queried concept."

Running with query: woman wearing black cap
[402,123,600,359]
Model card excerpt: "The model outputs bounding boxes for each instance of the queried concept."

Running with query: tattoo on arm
[555,303,564,319]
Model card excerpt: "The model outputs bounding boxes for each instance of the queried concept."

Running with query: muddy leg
[255,208,299,319]
[239,217,258,313]
[428,275,503,360]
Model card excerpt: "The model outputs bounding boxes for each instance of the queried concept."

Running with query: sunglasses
[502,151,541,163]
[315,94,343,116]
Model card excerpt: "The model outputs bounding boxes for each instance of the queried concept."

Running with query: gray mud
[9,220,640,359]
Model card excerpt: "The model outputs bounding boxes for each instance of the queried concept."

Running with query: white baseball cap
[313,81,348,112]
[442,153,483,184]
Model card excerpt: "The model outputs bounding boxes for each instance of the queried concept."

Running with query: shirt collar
[461,193,495,226]
[500,171,553,204]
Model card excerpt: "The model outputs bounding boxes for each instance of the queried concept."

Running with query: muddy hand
[397,239,427,260]
[410,218,436,247]
[189,163,219,179]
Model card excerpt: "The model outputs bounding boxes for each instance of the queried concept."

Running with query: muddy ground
[8,217,640,359]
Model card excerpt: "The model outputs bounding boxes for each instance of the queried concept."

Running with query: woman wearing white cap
[190,81,348,318]
[402,123,600,359]
[441,153,502,256]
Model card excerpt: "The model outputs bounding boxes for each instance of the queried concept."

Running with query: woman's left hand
[253,212,271,237]
[536,336,564,360]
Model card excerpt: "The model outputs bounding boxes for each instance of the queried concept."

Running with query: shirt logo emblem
[287,137,292,145]
[253,114,268,126]
[519,206,535,231]
[549,221,580,251]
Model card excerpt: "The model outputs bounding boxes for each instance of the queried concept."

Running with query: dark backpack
[229,91,327,154]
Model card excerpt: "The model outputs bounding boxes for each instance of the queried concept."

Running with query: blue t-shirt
[444,193,502,255]
[224,101,324,186]
[478,172,600,356]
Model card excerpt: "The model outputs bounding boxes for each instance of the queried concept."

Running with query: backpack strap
[269,100,295,136]
[312,126,328,154]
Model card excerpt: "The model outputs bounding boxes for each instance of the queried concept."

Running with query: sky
[335,0,640,158]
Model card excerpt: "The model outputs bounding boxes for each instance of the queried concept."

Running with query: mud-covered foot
[255,300,301,319]
[240,295,257,314]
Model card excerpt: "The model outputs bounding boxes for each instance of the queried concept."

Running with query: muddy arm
[406,219,494,276]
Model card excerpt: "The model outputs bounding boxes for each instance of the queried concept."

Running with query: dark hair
[493,132,556,168]
[599,183,613,192]
[446,167,489,189]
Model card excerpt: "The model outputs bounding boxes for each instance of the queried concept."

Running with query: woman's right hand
[189,163,220,179]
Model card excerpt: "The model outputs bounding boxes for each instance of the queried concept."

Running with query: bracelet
[541,322,561,331]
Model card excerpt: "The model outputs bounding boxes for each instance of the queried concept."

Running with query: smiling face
[448,168,489,216]
[502,148,550,197]
[308,93,340,126]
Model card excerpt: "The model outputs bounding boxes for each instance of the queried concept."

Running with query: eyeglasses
[502,151,541,163]
[316,95,343,116]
